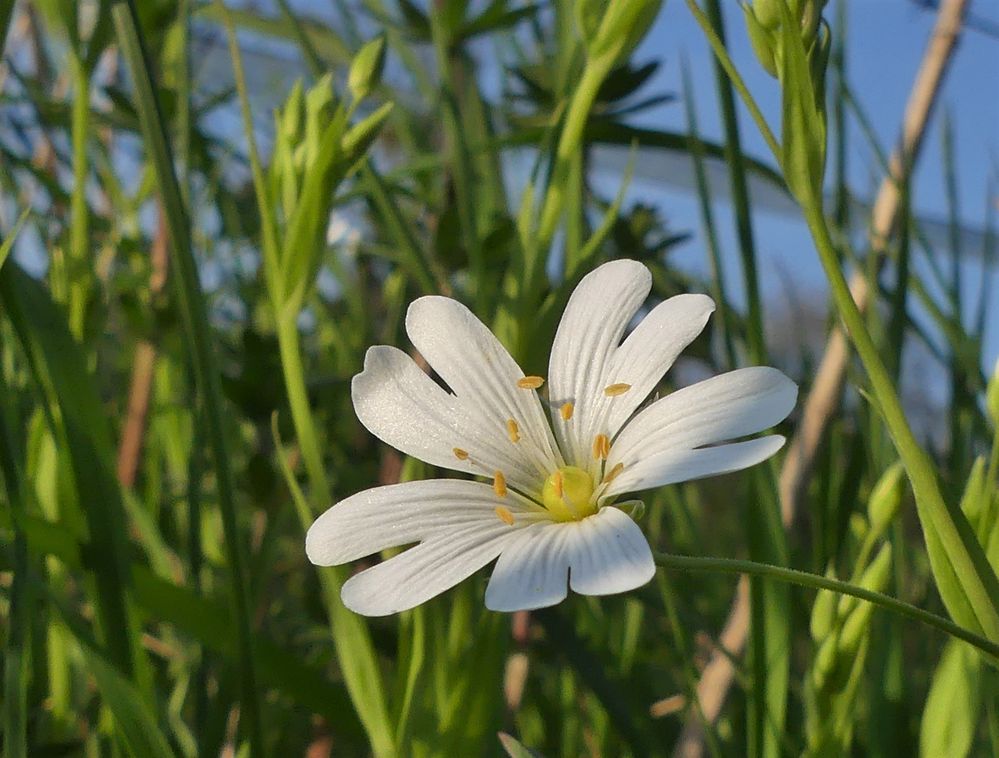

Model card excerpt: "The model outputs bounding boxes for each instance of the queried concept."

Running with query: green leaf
[920,639,982,758]
[79,646,174,758]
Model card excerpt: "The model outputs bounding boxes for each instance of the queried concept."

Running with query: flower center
[541,466,597,522]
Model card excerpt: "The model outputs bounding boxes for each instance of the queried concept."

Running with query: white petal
[484,522,570,612]
[609,366,797,468]
[602,294,715,435]
[306,479,538,566]
[484,508,655,611]
[605,436,786,495]
[566,507,655,595]
[548,260,651,470]
[352,345,543,493]
[340,519,519,616]
[406,296,562,481]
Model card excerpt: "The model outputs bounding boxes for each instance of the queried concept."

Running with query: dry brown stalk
[116,208,170,488]
[670,2,969,755]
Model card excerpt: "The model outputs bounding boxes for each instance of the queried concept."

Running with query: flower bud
[348,35,386,103]
[579,0,661,63]
[303,74,336,168]
[744,5,778,77]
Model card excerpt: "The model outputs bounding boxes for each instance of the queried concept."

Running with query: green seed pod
[810,633,838,694]
[348,35,387,103]
[866,462,906,539]
[958,456,988,533]
[809,567,839,641]
[837,544,892,652]
[986,357,999,426]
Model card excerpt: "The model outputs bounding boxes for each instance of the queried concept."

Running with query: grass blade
[109,3,264,751]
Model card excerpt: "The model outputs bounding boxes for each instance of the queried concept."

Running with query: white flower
[306,260,797,615]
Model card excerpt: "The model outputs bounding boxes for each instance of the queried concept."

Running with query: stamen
[516,375,545,390]
[592,433,610,460]
[506,418,520,443]
[559,401,574,421]
[603,462,625,484]
[552,470,563,497]
[493,471,507,497]
[495,506,515,526]
[603,382,632,397]
[452,447,469,461]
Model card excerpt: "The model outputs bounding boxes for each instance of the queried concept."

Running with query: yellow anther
[603,462,625,484]
[592,433,610,460]
[559,401,574,421]
[495,506,515,526]
[506,418,520,443]
[552,470,563,497]
[517,375,545,390]
[603,382,632,397]
[453,447,469,461]
[493,470,507,498]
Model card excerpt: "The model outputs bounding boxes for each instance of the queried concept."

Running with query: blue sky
[621,0,999,373]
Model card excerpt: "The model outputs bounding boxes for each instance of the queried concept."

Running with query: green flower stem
[276,310,331,504]
[219,8,394,753]
[110,3,264,753]
[653,553,999,661]
[534,57,614,270]
[801,199,999,641]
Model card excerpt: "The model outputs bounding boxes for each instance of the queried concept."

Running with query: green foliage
[1,1,998,755]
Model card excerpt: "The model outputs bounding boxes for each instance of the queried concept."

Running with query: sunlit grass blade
[680,55,736,368]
